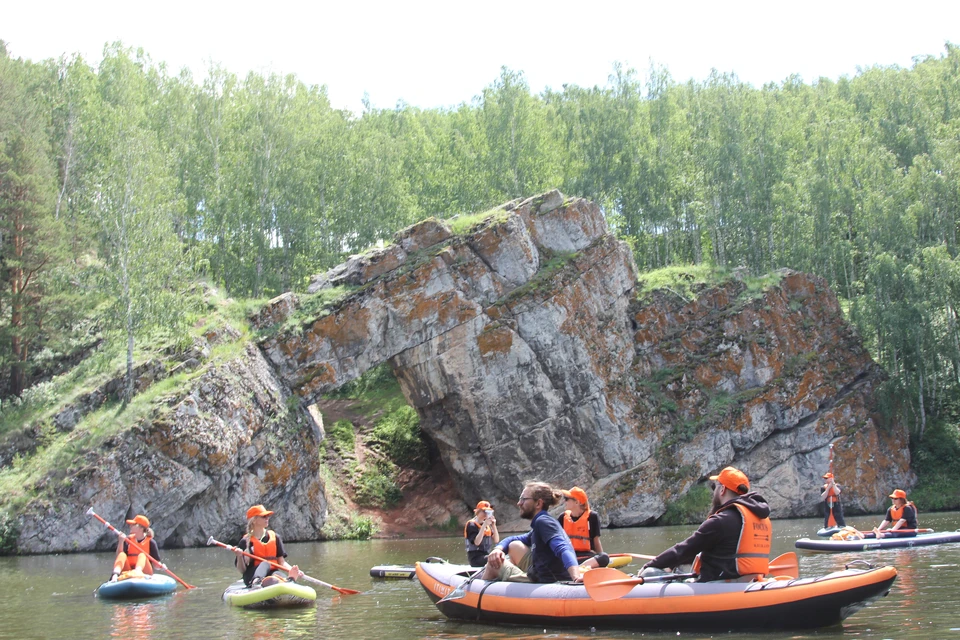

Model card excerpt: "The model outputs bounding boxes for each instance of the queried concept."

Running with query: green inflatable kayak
[222,579,317,609]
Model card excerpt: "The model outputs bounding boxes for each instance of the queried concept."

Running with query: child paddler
[111,514,160,581]
[233,504,301,587]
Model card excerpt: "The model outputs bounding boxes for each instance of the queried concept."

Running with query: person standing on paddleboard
[821,472,846,528]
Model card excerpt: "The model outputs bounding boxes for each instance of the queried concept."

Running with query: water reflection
[109,603,158,639]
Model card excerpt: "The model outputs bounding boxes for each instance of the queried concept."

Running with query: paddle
[864,528,933,539]
[770,552,799,578]
[583,568,700,601]
[583,552,800,602]
[437,567,484,603]
[829,526,934,540]
[615,552,657,561]
[86,508,196,590]
[206,536,361,595]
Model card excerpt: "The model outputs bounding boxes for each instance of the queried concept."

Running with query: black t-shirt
[885,504,918,530]
[465,520,494,567]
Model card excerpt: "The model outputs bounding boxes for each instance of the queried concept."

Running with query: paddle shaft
[87,508,195,589]
[865,528,933,537]
[206,537,361,595]
[615,553,657,561]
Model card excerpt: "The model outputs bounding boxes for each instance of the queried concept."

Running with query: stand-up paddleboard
[97,574,177,600]
[797,530,960,552]
[222,579,317,609]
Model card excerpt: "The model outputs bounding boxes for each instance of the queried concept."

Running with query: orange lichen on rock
[477,325,514,357]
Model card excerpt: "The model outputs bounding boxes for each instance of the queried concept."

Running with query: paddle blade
[583,567,644,602]
[331,585,362,595]
[769,552,799,578]
[437,585,466,603]
[827,509,837,528]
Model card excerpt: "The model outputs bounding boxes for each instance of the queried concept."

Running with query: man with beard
[641,467,772,582]
[481,481,582,583]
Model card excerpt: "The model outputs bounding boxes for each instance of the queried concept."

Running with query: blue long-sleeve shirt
[497,510,578,582]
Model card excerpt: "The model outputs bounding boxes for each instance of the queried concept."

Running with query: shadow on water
[2,511,960,639]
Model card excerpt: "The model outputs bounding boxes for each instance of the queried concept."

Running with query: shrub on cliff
[354,466,403,508]
[0,511,18,555]
[372,405,429,469]
[657,484,712,525]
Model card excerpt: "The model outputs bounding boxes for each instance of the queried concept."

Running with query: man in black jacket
[642,467,772,582]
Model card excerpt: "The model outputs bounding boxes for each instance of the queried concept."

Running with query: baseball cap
[889,489,907,500]
[710,467,750,494]
[125,514,150,528]
[561,486,589,506]
[246,505,275,519]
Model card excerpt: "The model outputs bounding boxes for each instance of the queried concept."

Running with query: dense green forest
[2,40,960,499]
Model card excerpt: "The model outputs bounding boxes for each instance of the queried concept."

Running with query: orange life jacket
[249,530,279,567]
[889,502,918,524]
[696,503,771,577]
[121,535,155,574]
[463,518,493,539]
[823,483,839,504]
[562,509,593,553]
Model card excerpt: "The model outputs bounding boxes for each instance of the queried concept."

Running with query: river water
[3,511,960,640]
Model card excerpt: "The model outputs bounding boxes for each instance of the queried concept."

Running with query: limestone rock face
[16,345,325,554]
[258,191,912,528]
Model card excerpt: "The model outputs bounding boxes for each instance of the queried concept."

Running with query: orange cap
[246,505,275,519]
[710,467,750,494]
[475,501,493,511]
[125,515,150,528]
[889,489,907,500]
[561,486,589,506]
[822,472,834,479]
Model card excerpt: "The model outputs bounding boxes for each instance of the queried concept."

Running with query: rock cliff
[14,343,326,553]
[258,191,913,528]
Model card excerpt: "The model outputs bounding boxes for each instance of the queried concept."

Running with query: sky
[6,1,960,113]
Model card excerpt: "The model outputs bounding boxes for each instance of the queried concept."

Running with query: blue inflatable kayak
[97,574,178,599]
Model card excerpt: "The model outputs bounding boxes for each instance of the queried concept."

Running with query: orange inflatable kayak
[416,561,896,632]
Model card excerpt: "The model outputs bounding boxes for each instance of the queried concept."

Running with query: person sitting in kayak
[821,472,846,528]
[873,489,918,538]
[233,504,301,587]
[482,481,582,583]
[558,486,609,569]
[464,500,500,567]
[110,514,159,581]
[641,467,772,582]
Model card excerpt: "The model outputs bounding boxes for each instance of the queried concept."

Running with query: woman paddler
[110,514,159,581]
[233,504,301,587]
